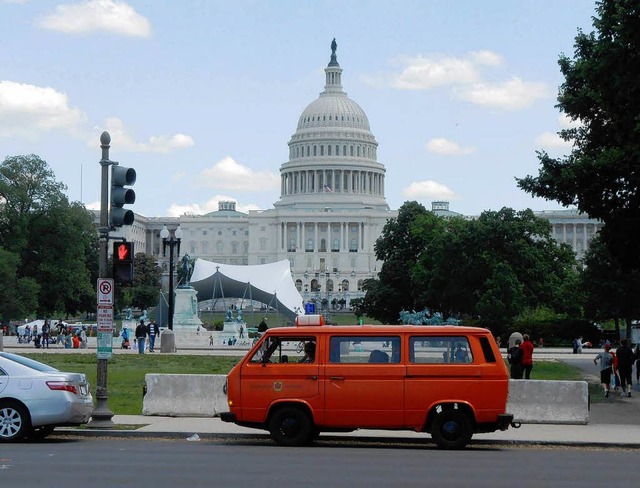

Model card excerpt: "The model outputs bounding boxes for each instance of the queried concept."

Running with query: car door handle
[308,376,318,380]
[330,376,345,380]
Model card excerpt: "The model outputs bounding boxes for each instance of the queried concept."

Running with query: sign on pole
[97,278,114,306]
[96,305,114,332]
[97,331,113,359]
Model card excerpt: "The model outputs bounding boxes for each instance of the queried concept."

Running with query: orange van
[221,316,513,449]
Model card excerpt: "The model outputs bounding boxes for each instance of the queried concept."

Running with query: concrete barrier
[507,379,589,424]
[142,374,229,417]
[142,374,589,425]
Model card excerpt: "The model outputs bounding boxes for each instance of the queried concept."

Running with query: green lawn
[22,354,583,414]
[22,353,244,415]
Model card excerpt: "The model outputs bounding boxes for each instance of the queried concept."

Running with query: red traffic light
[115,243,130,261]
[113,242,134,284]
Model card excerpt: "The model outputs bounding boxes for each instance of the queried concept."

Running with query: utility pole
[88,131,115,428]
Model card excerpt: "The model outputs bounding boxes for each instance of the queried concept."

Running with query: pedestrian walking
[148,318,159,352]
[507,339,524,379]
[135,319,148,354]
[520,334,535,379]
[258,317,268,334]
[616,339,634,397]
[594,344,614,398]
[41,319,50,349]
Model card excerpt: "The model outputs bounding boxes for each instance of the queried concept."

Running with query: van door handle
[330,376,345,380]
[308,376,318,380]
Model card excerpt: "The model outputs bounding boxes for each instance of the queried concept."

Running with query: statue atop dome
[329,38,339,67]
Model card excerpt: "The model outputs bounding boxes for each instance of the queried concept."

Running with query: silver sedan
[0,352,93,442]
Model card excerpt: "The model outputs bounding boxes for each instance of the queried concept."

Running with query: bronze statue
[331,38,337,55]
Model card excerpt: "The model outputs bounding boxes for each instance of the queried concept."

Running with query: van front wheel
[268,407,312,446]
[431,410,472,450]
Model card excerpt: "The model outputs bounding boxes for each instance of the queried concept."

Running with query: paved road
[0,437,637,488]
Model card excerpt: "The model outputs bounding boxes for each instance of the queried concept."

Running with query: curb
[54,429,640,449]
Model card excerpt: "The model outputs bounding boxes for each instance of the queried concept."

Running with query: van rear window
[479,336,497,363]
[410,337,473,364]
[329,336,400,364]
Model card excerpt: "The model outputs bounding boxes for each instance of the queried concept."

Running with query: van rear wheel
[431,410,472,450]
[268,407,312,446]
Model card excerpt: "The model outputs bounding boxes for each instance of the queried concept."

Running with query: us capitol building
[116,41,602,309]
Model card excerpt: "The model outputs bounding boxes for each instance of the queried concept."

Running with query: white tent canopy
[189,259,303,320]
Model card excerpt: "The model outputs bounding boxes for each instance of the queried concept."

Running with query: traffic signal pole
[88,131,115,428]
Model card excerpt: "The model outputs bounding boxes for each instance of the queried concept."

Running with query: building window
[260,238,267,251]
[217,241,224,254]
[202,242,208,254]
[203,231,208,236]
[314,146,317,156]
[350,238,358,252]
[328,145,332,156]
[332,238,340,252]
[232,242,238,254]
[321,145,324,156]
[306,238,314,252]
[343,145,346,156]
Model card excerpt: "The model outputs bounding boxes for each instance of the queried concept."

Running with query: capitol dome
[296,93,371,132]
[276,39,387,210]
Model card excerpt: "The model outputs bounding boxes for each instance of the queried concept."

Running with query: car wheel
[268,407,313,447]
[431,409,472,450]
[0,401,30,443]
[29,425,55,441]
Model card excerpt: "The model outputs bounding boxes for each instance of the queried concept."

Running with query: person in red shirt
[520,334,535,379]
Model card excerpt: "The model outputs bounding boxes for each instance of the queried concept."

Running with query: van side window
[249,336,317,364]
[329,336,400,364]
[479,336,497,363]
[410,337,473,364]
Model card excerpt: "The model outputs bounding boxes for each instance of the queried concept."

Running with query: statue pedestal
[172,287,202,330]
[215,321,250,347]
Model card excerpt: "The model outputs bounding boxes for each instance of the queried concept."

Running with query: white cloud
[196,156,279,192]
[469,50,505,67]
[390,54,482,90]
[402,180,459,200]
[535,131,573,149]
[97,117,194,153]
[85,200,100,210]
[0,80,86,138]
[380,51,504,91]
[166,196,262,217]
[426,137,475,156]
[454,77,550,110]
[37,0,152,38]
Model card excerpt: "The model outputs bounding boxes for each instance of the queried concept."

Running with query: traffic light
[113,241,134,285]
[110,165,136,227]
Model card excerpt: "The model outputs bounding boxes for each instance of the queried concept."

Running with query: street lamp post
[160,224,183,330]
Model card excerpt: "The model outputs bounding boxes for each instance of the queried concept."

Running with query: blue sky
[0,0,597,218]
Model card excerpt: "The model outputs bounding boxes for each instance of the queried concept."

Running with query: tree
[0,155,98,319]
[413,208,579,328]
[517,1,640,272]
[114,252,162,312]
[0,247,39,322]
[580,234,640,339]
[130,252,162,311]
[364,201,431,323]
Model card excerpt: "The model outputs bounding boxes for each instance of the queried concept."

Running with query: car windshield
[0,352,59,372]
